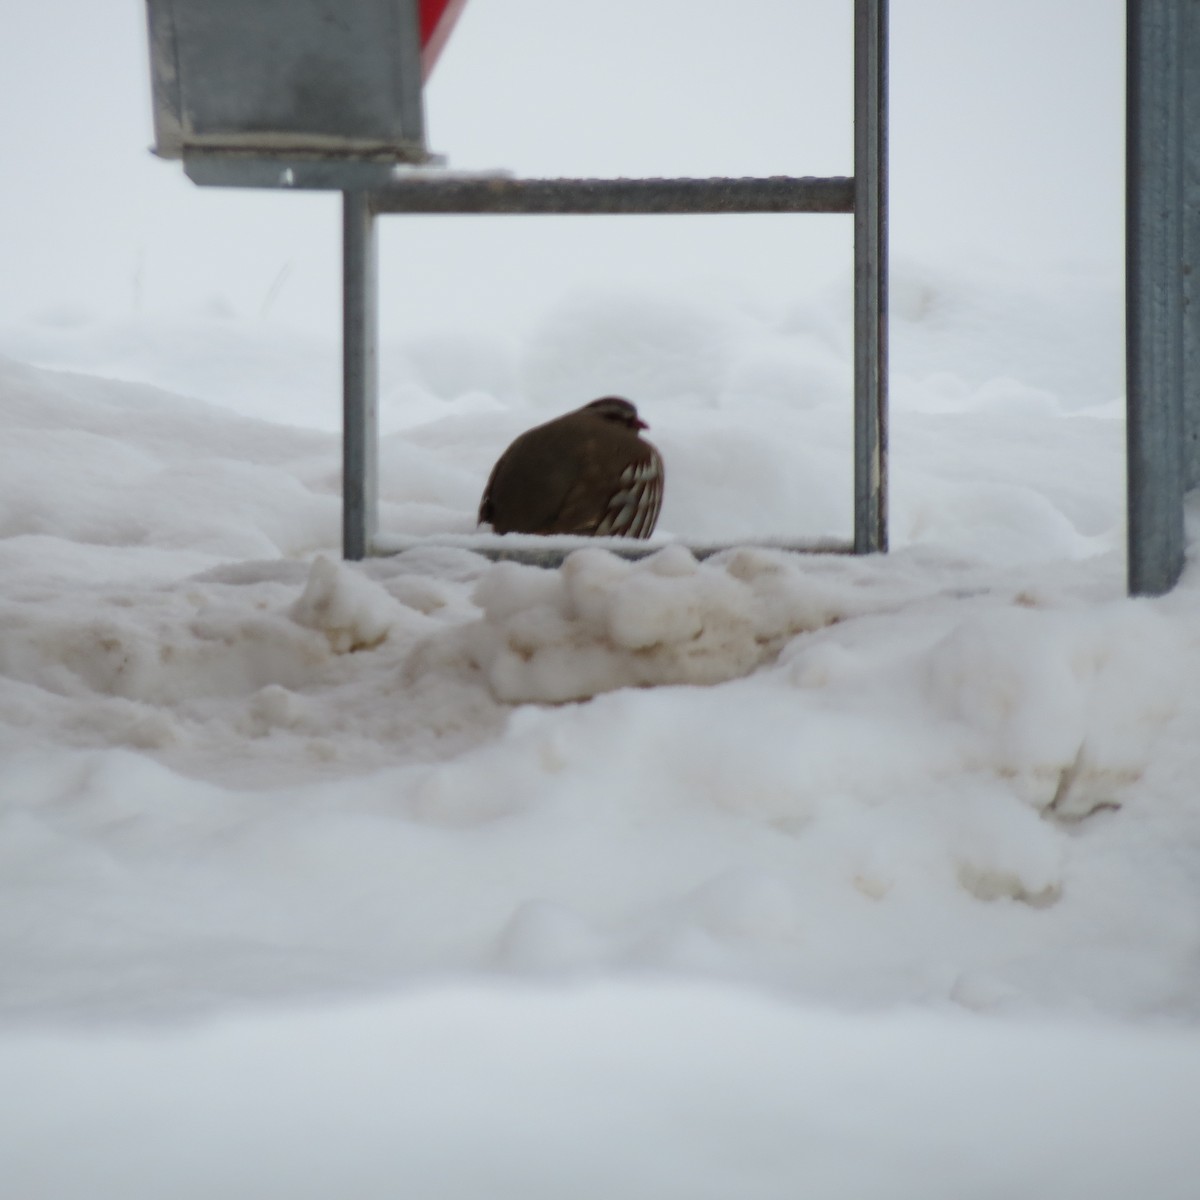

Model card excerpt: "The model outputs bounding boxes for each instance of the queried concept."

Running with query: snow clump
[290,556,407,653]
[465,544,850,703]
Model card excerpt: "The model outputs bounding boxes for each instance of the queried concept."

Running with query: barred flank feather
[595,457,663,538]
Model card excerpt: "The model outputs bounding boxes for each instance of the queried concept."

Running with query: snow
[5,279,1197,1192]
[3,0,1197,1195]
[290,556,410,653]
[463,545,855,701]
[7,987,1200,1200]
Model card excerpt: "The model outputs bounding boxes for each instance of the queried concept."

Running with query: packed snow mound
[290,556,406,652]
[464,545,855,703]
[920,601,1185,818]
[0,355,340,567]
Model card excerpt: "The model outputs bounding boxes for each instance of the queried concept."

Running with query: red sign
[420,0,468,79]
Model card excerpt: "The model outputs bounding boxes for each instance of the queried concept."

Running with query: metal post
[342,190,379,560]
[1182,0,1200,491]
[853,0,888,554]
[1127,0,1186,595]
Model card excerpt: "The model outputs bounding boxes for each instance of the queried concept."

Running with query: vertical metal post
[342,189,379,560]
[1127,0,1186,595]
[853,0,888,554]
[1182,0,1200,491]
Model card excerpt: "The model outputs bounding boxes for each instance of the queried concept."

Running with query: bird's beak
[635,417,649,430]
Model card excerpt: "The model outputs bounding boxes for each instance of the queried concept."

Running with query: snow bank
[922,601,1185,817]
[4,538,1197,1023]
[1,327,1195,1017]
[462,545,858,702]
[1,302,1193,1029]
[0,355,339,567]
[1,255,1125,557]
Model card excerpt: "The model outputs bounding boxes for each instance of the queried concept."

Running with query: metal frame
[144,0,1200,593]
[342,0,889,562]
[144,0,888,566]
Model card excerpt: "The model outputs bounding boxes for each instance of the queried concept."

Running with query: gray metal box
[146,0,427,186]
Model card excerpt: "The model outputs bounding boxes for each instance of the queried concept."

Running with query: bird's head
[584,396,648,432]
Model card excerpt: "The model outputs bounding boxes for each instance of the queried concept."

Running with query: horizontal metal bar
[370,533,856,567]
[367,175,855,216]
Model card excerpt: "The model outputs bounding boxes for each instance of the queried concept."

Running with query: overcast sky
[0,1,1123,344]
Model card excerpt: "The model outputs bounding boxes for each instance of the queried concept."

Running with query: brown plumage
[478,397,664,538]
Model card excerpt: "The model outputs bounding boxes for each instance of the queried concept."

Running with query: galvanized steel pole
[854,0,888,554]
[1182,2,1200,493]
[342,190,379,560]
[1127,0,1186,595]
